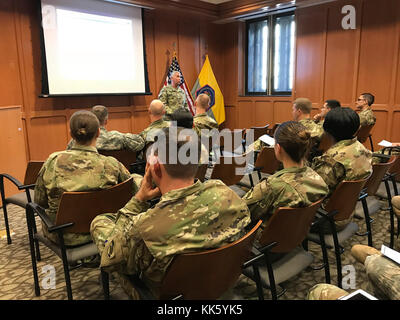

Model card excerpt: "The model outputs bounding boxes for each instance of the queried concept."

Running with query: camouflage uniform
[139,119,170,147]
[358,107,376,127]
[67,126,145,152]
[242,166,329,232]
[299,119,324,143]
[158,85,189,118]
[34,144,134,246]
[307,283,349,300]
[90,179,251,299]
[311,137,372,230]
[193,113,218,136]
[308,255,400,300]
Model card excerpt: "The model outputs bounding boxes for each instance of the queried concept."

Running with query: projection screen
[39,0,150,96]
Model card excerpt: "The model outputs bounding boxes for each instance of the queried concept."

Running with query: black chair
[102,220,262,300]
[26,177,134,300]
[0,161,44,244]
[243,199,326,300]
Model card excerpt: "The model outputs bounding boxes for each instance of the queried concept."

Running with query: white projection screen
[39,0,150,95]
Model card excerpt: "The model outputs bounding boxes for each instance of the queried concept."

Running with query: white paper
[381,244,400,264]
[259,134,275,146]
[378,140,393,147]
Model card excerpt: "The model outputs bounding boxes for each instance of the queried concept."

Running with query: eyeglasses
[357,98,365,101]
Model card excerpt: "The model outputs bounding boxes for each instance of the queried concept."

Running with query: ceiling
[199,0,233,4]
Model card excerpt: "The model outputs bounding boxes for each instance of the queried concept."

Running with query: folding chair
[356,124,374,152]
[26,177,134,300]
[0,161,44,244]
[243,199,325,300]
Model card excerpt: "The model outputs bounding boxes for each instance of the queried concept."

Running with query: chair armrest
[26,202,74,232]
[0,173,23,189]
[316,207,339,220]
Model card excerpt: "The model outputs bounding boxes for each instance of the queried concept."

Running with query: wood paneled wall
[0,0,225,163]
[222,0,400,151]
[1,0,400,178]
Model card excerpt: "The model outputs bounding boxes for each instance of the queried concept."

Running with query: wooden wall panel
[356,0,398,105]
[294,6,326,102]
[107,111,133,134]
[0,107,27,206]
[29,115,69,160]
[254,101,274,127]
[274,101,293,124]
[0,2,23,107]
[324,0,360,105]
[236,100,254,129]
[391,111,400,143]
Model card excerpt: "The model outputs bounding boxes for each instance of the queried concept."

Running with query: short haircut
[361,93,375,106]
[323,107,360,142]
[91,105,108,125]
[70,110,99,144]
[325,99,341,109]
[153,127,200,179]
[149,99,165,116]
[274,121,311,163]
[169,110,194,129]
[294,98,312,114]
[196,93,210,110]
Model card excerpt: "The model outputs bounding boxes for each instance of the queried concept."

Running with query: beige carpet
[0,199,396,300]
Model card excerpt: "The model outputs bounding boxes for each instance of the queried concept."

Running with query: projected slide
[40,0,148,95]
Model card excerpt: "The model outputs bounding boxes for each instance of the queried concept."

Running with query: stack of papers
[378,140,393,147]
[259,134,275,146]
[381,244,400,265]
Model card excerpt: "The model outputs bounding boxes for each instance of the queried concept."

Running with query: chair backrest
[325,176,370,221]
[388,155,400,182]
[159,220,262,300]
[219,129,245,153]
[210,153,250,186]
[24,161,45,185]
[98,149,137,170]
[254,147,280,175]
[195,164,208,182]
[267,123,281,136]
[258,199,324,253]
[356,124,374,143]
[250,124,269,141]
[55,177,134,233]
[364,157,395,196]
[318,132,332,153]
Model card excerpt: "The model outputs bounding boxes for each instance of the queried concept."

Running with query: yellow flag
[191,55,225,124]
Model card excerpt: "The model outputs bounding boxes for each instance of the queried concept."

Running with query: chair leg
[249,173,254,188]
[101,269,110,300]
[319,226,331,284]
[384,180,395,248]
[2,203,12,245]
[26,206,40,296]
[357,198,373,247]
[328,218,342,288]
[264,253,278,300]
[32,217,41,261]
[391,176,399,196]
[58,232,73,300]
[252,265,264,300]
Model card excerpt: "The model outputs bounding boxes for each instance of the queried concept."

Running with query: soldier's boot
[351,244,381,264]
[308,284,349,300]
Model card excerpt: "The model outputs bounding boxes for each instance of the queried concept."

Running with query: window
[246,13,295,96]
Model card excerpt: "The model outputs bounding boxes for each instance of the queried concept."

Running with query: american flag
[163,55,195,115]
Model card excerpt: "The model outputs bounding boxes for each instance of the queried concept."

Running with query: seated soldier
[193,93,219,136]
[308,244,400,300]
[90,127,251,299]
[356,92,376,127]
[137,99,170,159]
[34,110,137,247]
[313,99,341,125]
[242,121,329,236]
[311,107,373,232]
[67,105,145,152]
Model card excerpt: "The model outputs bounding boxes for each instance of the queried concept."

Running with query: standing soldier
[158,71,190,120]
[90,127,251,299]
[67,105,145,152]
